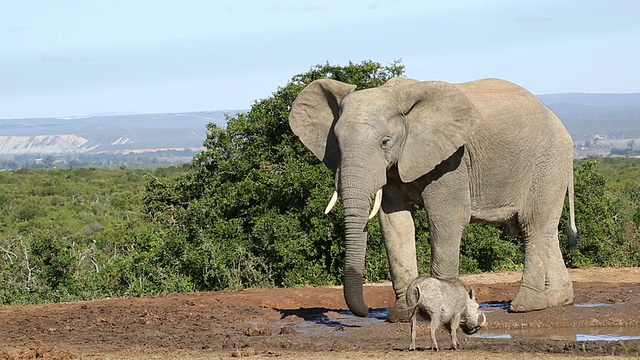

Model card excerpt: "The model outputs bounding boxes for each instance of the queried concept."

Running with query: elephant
[288,76,577,321]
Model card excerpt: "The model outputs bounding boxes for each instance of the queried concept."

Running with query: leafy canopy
[144,60,406,290]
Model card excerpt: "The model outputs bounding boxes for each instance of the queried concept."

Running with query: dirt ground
[1,267,639,359]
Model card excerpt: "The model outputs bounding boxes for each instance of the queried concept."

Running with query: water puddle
[480,301,636,310]
[278,305,640,342]
[475,301,640,341]
[480,301,511,310]
[574,302,616,308]
[469,327,640,341]
[281,308,389,335]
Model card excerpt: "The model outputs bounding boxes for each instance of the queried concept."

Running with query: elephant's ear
[289,79,357,172]
[397,81,480,183]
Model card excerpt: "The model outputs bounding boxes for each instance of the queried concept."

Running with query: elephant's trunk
[342,189,371,317]
[339,165,384,317]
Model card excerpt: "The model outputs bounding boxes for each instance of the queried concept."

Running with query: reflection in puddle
[469,327,640,341]
[284,308,389,335]
[574,303,615,308]
[480,301,638,310]
[367,308,390,319]
[472,333,513,339]
[578,334,640,341]
[480,301,511,309]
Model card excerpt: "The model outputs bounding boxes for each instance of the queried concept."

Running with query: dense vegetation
[0,166,187,304]
[1,61,639,305]
[0,150,200,170]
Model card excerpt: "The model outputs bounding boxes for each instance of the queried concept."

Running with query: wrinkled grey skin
[288,77,577,321]
[406,276,486,351]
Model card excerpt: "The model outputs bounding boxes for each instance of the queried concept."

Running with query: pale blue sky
[1,0,639,119]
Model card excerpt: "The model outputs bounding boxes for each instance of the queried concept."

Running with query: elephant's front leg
[379,187,418,323]
[423,167,471,278]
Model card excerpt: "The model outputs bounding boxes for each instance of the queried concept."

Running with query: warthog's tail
[406,283,423,318]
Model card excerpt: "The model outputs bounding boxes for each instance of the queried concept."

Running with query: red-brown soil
[1,267,639,359]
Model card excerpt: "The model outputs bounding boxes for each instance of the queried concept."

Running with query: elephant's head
[288,77,479,316]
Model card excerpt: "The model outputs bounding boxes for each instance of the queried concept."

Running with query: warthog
[406,275,486,351]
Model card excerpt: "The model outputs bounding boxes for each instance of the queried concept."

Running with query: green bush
[0,166,185,304]
[461,224,523,273]
[96,227,195,297]
[560,160,640,267]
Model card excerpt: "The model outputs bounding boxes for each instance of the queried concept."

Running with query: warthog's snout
[462,312,486,335]
[462,325,480,335]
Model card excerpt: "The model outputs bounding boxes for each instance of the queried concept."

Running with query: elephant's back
[454,78,545,118]
[455,79,574,212]
[455,78,572,146]
[454,78,532,98]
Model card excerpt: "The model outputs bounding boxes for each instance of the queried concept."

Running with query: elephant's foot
[545,266,574,307]
[509,285,549,313]
[545,281,574,308]
[387,304,411,323]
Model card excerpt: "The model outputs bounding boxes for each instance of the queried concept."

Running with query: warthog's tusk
[479,313,487,327]
[368,188,383,220]
[324,190,338,214]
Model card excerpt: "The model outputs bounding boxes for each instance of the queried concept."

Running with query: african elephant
[288,77,577,321]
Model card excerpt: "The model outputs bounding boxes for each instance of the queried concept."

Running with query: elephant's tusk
[324,190,339,214]
[479,313,487,327]
[368,188,383,220]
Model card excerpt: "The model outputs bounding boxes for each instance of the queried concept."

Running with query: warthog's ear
[469,288,476,300]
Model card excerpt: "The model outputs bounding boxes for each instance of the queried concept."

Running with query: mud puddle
[476,301,640,341]
[470,327,640,341]
[280,302,640,343]
[279,308,389,335]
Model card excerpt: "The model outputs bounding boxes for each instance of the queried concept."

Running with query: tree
[144,60,406,290]
[559,160,640,267]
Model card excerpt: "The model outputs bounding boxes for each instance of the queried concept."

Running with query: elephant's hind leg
[510,227,552,312]
[545,235,574,307]
[510,173,573,312]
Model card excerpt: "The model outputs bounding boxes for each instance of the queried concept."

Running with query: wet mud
[0,267,639,359]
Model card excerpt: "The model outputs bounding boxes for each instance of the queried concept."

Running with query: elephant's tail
[567,173,578,250]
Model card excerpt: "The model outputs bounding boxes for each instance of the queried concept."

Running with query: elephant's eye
[381,137,391,149]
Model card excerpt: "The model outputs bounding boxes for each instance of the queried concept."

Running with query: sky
[1,0,639,119]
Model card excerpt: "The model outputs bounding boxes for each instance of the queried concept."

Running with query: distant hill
[537,93,640,108]
[1,92,639,160]
[537,93,640,140]
[0,110,242,155]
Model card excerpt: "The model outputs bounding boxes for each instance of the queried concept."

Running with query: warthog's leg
[429,311,441,351]
[449,313,461,350]
[408,308,418,350]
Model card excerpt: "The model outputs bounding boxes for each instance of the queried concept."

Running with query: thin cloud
[268,4,330,13]
[6,24,32,32]
[516,17,554,23]
[41,55,92,63]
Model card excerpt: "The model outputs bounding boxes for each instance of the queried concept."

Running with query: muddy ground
[1,267,639,359]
